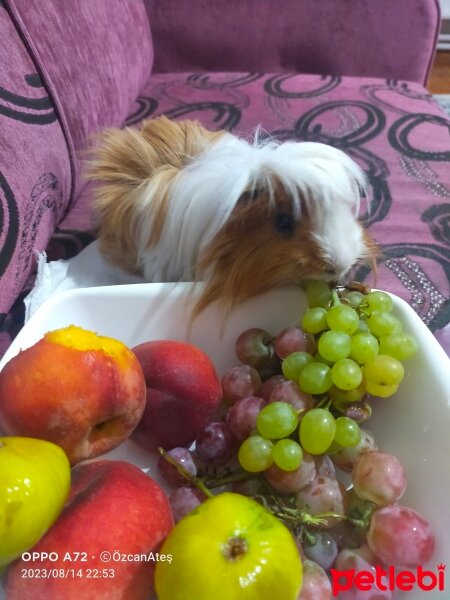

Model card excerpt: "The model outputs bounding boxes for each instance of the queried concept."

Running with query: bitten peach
[0,326,146,464]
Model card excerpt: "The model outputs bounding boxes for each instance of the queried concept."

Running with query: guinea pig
[87,116,377,317]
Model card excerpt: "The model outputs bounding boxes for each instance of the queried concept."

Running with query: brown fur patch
[86,116,225,272]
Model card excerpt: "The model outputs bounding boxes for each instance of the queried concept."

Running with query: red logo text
[330,564,446,596]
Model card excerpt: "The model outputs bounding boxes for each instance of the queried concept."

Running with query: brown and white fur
[87,116,376,317]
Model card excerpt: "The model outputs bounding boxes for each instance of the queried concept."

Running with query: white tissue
[24,241,144,321]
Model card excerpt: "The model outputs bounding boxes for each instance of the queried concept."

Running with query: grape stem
[206,470,254,489]
[264,494,346,528]
[343,281,372,295]
[158,447,214,498]
[315,396,332,410]
[331,289,342,307]
[302,528,317,546]
[346,502,376,530]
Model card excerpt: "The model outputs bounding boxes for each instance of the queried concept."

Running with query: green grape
[298,362,333,395]
[361,291,394,314]
[282,351,314,380]
[350,332,379,364]
[367,311,402,337]
[379,332,419,361]
[256,401,299,439]
[299,408,336,454]
[272,439,303,471]
[326,304,359,334]
[301,307,328,334]
[325,440,343,455]
[363,354,404,398]
[342,290,364,308]
[313,352,333,366]
[334,416,362,447]
[306,280,332,308]
[331,358,363,390]
[365,381,398,398]
[356,320,370,333]
[238,436,274,472]
[317,330,351,362]
[330,382,366,406]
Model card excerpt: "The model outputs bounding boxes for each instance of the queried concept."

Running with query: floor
[427,51,450,93]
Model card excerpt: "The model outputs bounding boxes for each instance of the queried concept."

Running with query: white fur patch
[135,132,368,282]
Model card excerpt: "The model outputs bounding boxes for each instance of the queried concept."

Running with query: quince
[0,436,70,567]
[155,492,302,599]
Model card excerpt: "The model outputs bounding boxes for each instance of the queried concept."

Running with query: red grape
[169,485,206,523]
[231,476,263,497]
[268,380,314,413]
[235,327,274,366]
[303,531,338,570]
[264,452,316,493]
[315,455,336,479]
[257,374,287,400]
[352,451,406,506]
[235,327,281,379]
[274,326,316,359]
[157,447,197,487]
[195,422,236,466]
[221,364,262,404]
[332,429,378,472]
[298,559,332,599]
[226,396,266,441]
[367,505,435,566]
[297,476,348,528]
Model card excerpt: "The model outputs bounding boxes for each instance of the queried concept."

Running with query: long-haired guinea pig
[87,116,377,316]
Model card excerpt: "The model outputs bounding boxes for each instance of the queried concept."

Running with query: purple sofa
[1,0,449,358]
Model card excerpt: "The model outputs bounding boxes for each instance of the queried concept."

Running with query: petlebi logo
[330,563,446,596]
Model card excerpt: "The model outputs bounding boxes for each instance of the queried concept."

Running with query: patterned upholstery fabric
[0,6,71,329]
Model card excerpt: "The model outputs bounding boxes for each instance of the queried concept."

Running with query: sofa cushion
[1,71,450,358]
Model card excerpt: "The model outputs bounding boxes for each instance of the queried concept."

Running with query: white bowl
[1,282,449,599]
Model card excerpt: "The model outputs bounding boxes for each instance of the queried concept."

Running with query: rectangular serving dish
[1,282,449,599]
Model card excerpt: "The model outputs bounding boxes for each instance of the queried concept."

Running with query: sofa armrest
[0,0,153,322]
[5,0,154,201]
[148,0,440,85]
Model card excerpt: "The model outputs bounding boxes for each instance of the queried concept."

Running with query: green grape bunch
[232,280,418,475]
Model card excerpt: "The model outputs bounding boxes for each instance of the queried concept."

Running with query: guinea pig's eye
[274,212,295,236]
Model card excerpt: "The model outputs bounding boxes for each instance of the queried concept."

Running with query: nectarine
[131,340,223,451]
